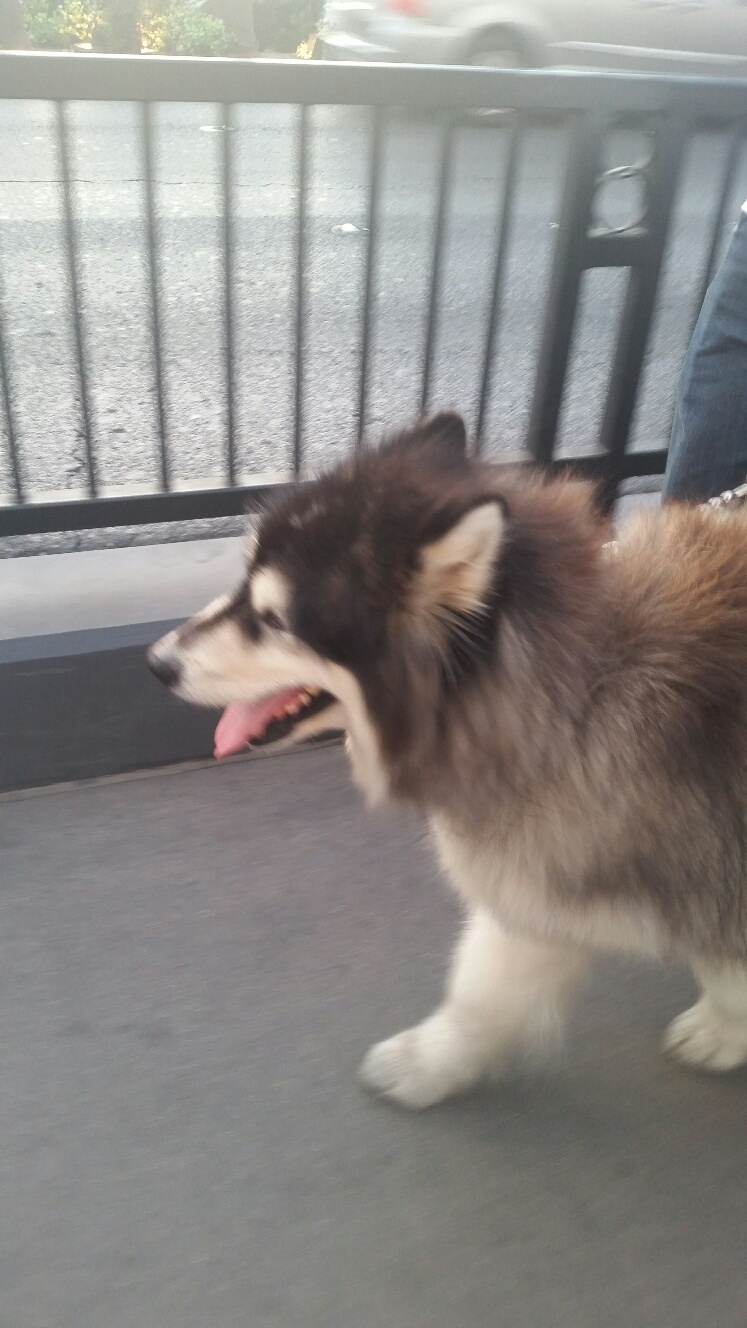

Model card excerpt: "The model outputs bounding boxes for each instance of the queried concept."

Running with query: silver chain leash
[603,480,747,555]
[704,481,747,510]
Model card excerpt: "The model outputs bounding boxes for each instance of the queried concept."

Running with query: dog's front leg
[359,909,590,1109]
[664,960,747,1071]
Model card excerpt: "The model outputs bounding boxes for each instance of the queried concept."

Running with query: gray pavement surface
[2,743,746,1327]
[2,99,747,555]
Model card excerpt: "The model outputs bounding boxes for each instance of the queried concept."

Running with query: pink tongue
[214,688,306,759]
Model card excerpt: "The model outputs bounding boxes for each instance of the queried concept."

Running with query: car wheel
[468,34,525,71]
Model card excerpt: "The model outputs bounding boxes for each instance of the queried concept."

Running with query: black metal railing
[1,53,746,535]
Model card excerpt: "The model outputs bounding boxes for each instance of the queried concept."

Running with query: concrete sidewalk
[2,744,746,1328]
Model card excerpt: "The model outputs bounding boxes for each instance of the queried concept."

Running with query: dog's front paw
[358,1010,486,1110]
[664,1000,747,1072]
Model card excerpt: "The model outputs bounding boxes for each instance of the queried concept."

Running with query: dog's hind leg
[359,909,590,1109]
[664,962,747,1072]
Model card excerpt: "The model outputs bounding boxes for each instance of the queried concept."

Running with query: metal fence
[1,53,747,536]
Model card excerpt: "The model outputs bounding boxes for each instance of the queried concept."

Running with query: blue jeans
[663,212,747,502]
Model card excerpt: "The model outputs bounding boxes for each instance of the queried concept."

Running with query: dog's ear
[415,501,504,615]
[384,412,469,470]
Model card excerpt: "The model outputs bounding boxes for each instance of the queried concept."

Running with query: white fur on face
[188,593,233,627]
[151,592,391,805]
[149,593,235,669]
[250,567,291,623]
[167,613,315,707]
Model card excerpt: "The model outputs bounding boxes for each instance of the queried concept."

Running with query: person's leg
[663,213,747,503]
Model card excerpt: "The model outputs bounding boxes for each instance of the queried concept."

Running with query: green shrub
[90,0,139,50]
[22,0,100,48]
[254,0,324,53]
[139,0,228,53]
[23,0,315,55]
[22,0,229,52]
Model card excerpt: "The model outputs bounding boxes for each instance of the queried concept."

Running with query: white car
[316,0,747,77]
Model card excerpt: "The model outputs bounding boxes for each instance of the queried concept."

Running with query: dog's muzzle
[147,644,182,689]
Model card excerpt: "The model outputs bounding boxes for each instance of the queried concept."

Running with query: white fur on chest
[429,815,664,958]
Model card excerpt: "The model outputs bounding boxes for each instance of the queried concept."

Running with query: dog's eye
[260,610,286,632]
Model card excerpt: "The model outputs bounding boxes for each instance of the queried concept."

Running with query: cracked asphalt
[1,99,746,554]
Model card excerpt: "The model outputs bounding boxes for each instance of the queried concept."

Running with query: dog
[149,412,747,1108]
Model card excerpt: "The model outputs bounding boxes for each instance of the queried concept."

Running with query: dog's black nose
[148,648,181,688]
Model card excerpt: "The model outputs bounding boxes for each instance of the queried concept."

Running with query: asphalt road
[1,98,746,548]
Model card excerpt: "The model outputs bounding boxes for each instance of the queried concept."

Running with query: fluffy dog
[149,413,747,1107]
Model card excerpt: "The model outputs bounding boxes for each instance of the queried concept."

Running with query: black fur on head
[253,413,491,668]
[251,413,606,803]
[378,410,469,472]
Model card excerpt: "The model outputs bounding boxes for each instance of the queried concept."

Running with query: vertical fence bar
[475,119,521,450]
[293,103,310,479]
[421,119,454,416]
[221,102,237,485]
[56,100,97,498]
[356,106,385,449]
[140,101,169,492]
[596,112,686,509]
[525,111,606,467]
[0,268,23,503]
